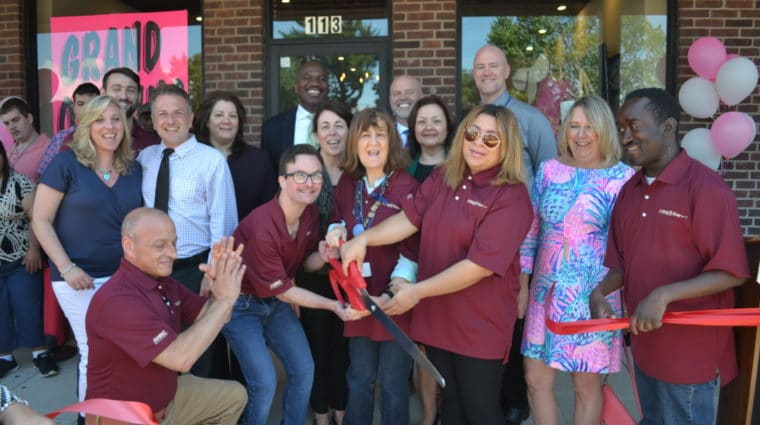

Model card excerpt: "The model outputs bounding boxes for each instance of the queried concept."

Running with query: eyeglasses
[283,171,324,184]
[464,128,501,148]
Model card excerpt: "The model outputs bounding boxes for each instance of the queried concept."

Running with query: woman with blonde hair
[337,104,533,425]
[33,95,143,402]
[520,95,634,425]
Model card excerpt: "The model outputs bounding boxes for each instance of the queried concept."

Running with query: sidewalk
[1,347,639,425]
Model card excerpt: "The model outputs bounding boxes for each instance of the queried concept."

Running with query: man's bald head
[121,208,178,278]
[472,45,511,105]
[122,207,173,237]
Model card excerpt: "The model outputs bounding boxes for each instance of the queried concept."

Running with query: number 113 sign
[304,15,342,35]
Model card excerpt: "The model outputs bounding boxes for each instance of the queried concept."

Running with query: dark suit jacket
[261,108,297,171]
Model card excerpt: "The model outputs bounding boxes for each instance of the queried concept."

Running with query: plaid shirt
[37,125,76,177]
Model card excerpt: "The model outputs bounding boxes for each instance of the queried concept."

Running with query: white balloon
[715,57,759,106]
[678,77,720,119]
[681,128,721,170]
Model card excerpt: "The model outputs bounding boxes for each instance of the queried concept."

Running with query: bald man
[473,45,556,188]
[85,208,246,425]
[261,60,329,169]
[389,75,422,146]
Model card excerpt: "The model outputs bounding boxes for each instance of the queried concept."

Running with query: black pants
[298,270,349,413]
[426,345,505,425]
[501,318,528,410]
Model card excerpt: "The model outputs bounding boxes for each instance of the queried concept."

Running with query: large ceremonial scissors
[327,254,446,387]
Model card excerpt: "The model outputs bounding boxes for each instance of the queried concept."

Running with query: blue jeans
[344,337,412,425]
[635,364,718,425]
[222,295,314,425]
[0,260,44,353]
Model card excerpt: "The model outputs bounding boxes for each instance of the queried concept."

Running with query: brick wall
[678,0,760,236]
[391,0,458,110]
[202,0,265,145]
[0,0,26,98]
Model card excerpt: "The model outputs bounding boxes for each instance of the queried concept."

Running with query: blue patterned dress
[520,158,634,373]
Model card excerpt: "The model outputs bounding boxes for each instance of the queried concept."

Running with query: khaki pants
[86,374,246,425]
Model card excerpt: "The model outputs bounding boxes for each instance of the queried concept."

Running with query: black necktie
[154,148,174,212]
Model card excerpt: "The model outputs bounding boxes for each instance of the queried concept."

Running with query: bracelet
[0,385,28,414]
[60,262,77,276]
[382,288,395,299]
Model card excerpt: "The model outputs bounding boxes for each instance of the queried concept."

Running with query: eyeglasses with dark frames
[464,127,501,148]
[283,171,324,184]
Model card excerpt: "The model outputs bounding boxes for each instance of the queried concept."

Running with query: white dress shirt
[294,104,314,146]
[396,122,410,146]
[138,135,238,258]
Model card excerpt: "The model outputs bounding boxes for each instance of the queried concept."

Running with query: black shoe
[0,357,19,379]
[33,352,60,377]
[504,406,530,425]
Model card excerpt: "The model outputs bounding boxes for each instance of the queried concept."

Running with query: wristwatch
[0,385,29,414]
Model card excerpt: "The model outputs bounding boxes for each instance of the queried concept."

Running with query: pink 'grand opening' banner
[49,10,188,133]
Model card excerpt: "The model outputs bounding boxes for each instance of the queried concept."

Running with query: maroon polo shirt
[605,151,750,385]
[235,196,320,297]
[332,170,419,341]
[85,259,206,412]
[402,166,533,361]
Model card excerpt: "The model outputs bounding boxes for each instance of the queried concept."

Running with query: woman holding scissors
[339,104,533,425]
[326,108,418,425]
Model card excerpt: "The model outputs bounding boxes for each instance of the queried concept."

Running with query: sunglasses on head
[464,128,501,148]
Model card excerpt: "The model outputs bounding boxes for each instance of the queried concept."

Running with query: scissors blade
[358,289,446,387]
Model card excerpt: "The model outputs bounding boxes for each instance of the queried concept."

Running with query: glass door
[267,41,389,116]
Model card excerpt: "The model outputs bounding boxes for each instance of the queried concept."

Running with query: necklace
[98,167,114,181]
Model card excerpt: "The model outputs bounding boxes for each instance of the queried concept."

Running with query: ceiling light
[338,56,345,61]
[526,45,534,51]
[282,0,291,3]
[538,28,547,34]
[195,16,203,22]
[557,5,567,11]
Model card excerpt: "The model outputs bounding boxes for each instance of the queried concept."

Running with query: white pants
[52,276,110,401]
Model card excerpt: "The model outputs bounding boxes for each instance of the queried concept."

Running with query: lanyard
[351,173,392,236]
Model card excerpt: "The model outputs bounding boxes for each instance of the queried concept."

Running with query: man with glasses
[85,208,247,425]
[224,144,353,425]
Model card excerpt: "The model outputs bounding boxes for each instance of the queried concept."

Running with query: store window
[461,1,671,131]
[35,0,203,136]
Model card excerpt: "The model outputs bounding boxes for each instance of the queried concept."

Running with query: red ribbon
[546,307,760,335]
[46,399,159,424]
[545,283,760,335]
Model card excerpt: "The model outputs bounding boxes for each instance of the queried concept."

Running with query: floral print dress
[520,158,634,373]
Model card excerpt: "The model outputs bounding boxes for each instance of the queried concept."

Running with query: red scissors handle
[327,256,367,311]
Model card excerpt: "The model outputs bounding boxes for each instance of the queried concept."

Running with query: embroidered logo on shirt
[306,231,312,237]
[658,209,688,219]
[466,199,488,209]
[152,330,168,345]
[270,280,283,289]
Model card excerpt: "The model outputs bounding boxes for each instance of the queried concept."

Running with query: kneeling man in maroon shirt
[590,88,750,425]
[84,207,247,425]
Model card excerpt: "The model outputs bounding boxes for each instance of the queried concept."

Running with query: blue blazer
[261,108,297,171]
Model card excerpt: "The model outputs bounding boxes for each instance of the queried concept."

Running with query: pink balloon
[710,112,757,158]
[726,53,741,60]
[688,37,727,80]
